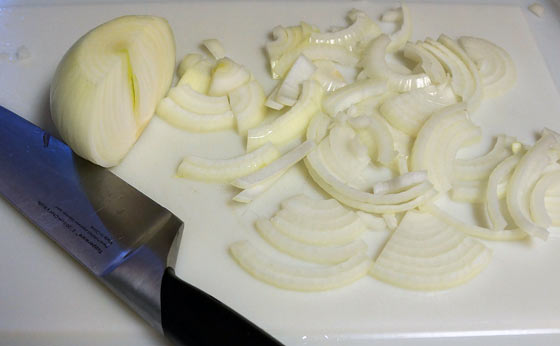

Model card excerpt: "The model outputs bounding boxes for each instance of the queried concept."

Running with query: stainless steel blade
[0,105,183,332]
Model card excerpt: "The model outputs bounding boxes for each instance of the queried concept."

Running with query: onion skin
[50,15,175,167]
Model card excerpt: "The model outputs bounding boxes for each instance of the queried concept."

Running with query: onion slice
[485,153,522,230]
[458,36,516,98]
[404,42,446,84]
[247,80,323,151]
[421,203,526,241]
[156,97,234,132]
[208,58,251,96]
[530,170,560,228]
[256,219,367,264]
[232,140,315,189]
[177,143,280,182]
[322,79,387,117]
[370,210,492,290]
[454,135,516,181]
[361,34,431,92]
[506,130,560,240]
[228,80,266,135]
[229,240,372,291]
[168,84,230,114]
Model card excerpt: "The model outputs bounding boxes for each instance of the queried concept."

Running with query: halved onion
[458,36,516,98]
[247,80,323,151]
[370,210,492,290]
[361,34,431,92]
[228,80,266,135]
[229,240,372,291]
[177,143,280,182]
[50,15,175,167]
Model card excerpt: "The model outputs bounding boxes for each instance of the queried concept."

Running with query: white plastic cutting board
[1,1,560,345]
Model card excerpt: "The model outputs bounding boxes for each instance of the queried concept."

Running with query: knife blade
[0,105,283,346]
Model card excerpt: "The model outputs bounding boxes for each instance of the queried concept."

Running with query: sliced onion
[374,171,428,195]
[229,240,372,291]
[156,97,234,132]
[232,140,314,189]
[256,219,367,264]
[437,34,483,111]
[302,44,360,66]
[168,84,230,114]
[275,55,317,106]
[304,147,438,213]
[379,83,457,136]
[454,135,515,181]
[266,24,306,65]
[421,203,526,241]
[327,124,371,183]
[403,42,446,84]
[208,58,251,96]
[264,84,284,110]
[348,113,396,165]
[386,3,412,53]
[383,213,399,230]
[356,211,387,230]
[322,78,387,117]
[280,194,351,219]
[228,80,266,135]
[177,143,280,182]
[177,53,203,78]
[458,36,516,98]
[247,80,323,151]
[486,153,522,230]
[421,39,475,110]
[270,210,367,246]
[233,179,278,203]
[309,9,381,52]
[370,210,492,290]
[410,103,481,192]
[361,34,431,92]
[530,170,560,228]
[177,58,214,94]
[202,38,226,60]
[506,131,560,240]
[306,112,332,144]
[310,60,347,92]
[450,179,507,204]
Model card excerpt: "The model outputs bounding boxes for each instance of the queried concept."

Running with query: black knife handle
[161,267,284,346]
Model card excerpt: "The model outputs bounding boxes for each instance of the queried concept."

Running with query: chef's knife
[0,105,283,346]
